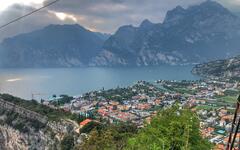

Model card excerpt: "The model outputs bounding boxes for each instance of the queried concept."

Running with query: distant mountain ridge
[192,55,240,79]
[0,24,109,67]
[1,1,240,67]
[91,0,240,66]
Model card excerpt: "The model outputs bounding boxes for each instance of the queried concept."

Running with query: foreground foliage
[80,122,138,150]
[81,106,212,150]
[126,105,212,150]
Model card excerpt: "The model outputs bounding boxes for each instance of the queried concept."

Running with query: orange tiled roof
[224,137,229,143]
[222,115,233,120]
[214,144,224,150]
[80,119,92,126]
[207,127,215,133]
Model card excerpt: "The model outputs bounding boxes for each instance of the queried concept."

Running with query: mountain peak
[200,0,223,7]
[164,5,186,24]
[0,23,108,67]
[164,0,236,25]
[140,19,154,28]
[169,5,185,13]
[175,5,185,12]
[189,0,232,15]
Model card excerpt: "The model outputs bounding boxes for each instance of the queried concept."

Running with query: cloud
[49,11,78,23]
[44,0,206,33]
[0,4,62,41]
[216,0,240,12]
[0,0,238,41]
[0,0,45,11]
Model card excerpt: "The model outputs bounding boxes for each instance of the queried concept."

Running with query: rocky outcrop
[0,124,58,150]
[0,117,80,150]
[0,99,81,150]
[0,99,47,124]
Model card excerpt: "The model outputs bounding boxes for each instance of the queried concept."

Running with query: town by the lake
[40,77,240,150]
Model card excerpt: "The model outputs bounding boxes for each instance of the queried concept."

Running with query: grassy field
[196,105,220,110]
[174,88,197,95]
[216,95,238,104]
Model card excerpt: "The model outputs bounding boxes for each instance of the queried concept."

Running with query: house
[222,115,233,122]
[223,137,229,145]
[219,119,227,127]
[214,144,224,150]
[216,129,225,135]
[80,119,92,128]
[225,123,232,132]
[196,100,206,104]
[219,109,228,117]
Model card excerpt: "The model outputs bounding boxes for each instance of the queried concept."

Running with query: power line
[0,0,60,30]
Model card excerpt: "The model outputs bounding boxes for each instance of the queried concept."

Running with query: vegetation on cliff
[192,55,240,80]
[0,94,79,121]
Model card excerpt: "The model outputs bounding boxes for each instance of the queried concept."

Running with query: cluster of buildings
[180,80,240,149]
[42,79,240,149]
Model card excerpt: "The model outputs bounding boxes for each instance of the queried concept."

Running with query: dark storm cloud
[0,0,239,41]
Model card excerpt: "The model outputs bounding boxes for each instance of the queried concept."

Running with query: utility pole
[226,95,240,150]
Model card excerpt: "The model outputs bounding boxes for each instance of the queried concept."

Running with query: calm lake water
[0,66,199,100]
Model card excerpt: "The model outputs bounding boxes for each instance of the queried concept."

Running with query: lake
[0,66,199,100]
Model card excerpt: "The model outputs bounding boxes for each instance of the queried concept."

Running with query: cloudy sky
[0,0,239,41]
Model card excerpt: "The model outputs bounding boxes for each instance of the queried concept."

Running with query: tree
[80,121,99,133]
[61,135,74,150]
[81,129,115,150]
[125,105,212,150]
[81,123,137,150]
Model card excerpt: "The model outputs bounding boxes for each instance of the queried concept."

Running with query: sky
[0,0,239,41]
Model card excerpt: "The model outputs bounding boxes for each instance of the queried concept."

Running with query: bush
[61,135,75,150]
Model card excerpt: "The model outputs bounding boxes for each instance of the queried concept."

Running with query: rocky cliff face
[0,124,58,150]
[0,97,81,150]
[0,113,58,150]
[0,116,80,150]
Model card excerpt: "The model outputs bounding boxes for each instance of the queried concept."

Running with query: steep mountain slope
[0,24,109,67]
[192,55,240,79]
[0,94,81,150]
[92,1,240,66]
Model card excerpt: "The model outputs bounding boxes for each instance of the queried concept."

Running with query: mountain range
[0,24,109,67]
[1,0,240,67]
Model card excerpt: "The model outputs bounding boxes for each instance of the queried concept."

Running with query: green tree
[125,105,212,150]
[81,129,115,150]
[61,135,75,150]
[80,121,99,133]
[81,123,137,150]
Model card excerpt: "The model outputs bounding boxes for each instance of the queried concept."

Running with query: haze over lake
[0,66,199,99]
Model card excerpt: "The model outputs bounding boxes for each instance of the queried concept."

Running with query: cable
[0,0,60,30]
